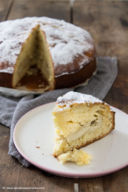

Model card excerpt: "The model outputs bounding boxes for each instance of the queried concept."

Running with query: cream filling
[66,118,102,143]
[66,125,89,142]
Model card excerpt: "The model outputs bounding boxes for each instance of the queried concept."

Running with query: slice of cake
[52,91,115,159]
[12,24,54,92]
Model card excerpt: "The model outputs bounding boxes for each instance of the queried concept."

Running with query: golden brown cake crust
[55,50,96,88]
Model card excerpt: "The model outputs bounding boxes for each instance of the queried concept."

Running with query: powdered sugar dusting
[0,67,14,73]
[0,17,93,75]
[57,91,102,107]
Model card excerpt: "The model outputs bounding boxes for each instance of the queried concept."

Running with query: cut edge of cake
[12,24,55,92]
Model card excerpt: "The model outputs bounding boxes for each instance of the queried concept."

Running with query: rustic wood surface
[0,0,128,191]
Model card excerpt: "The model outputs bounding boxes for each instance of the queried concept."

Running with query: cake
[0,17,96,91]
[52,91,115,160]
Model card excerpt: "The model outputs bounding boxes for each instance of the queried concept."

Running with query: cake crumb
[57,149,91,166]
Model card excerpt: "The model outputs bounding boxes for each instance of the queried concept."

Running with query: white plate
[13,102,128,178]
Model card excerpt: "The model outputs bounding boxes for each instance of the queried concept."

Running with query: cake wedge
[52,91,115,158]
[12,24,54,92]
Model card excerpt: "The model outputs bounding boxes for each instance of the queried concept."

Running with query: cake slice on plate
[52,91,115,163]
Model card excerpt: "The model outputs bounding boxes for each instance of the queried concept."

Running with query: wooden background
[0,0,128,191]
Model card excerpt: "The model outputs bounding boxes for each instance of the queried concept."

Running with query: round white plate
[13,102,128,178]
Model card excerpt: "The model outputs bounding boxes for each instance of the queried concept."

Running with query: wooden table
[0,0,128,191]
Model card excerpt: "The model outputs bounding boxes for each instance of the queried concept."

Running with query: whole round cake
[0,17,96,91]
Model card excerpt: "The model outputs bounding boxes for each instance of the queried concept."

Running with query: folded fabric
[0,56,118,167]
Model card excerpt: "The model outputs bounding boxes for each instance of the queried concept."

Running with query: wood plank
[8,0,70,22]
[102,168,128,192]
[0,125,21,189]
[105,57,128,113]
[0,0,13,21]
[79,178,104,192]
[12,166,75,192]
[73,0,128,58]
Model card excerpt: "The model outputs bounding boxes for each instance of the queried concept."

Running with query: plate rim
[13,102,128,178]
